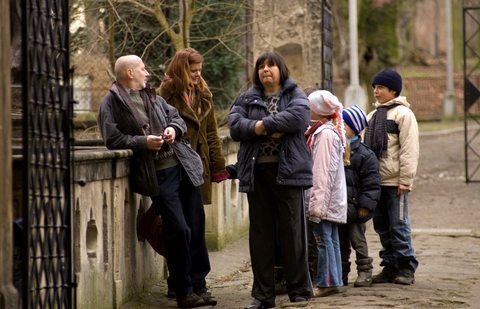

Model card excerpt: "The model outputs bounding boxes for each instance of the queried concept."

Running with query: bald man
[114,55,149,89]
[98,55,216,308]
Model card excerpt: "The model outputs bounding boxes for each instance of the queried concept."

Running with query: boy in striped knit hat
[339,105,381,287]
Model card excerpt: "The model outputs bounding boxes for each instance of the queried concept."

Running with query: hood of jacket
[374,95,410,109]
[244,77,299,100]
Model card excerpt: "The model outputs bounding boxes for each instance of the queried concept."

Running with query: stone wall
[73,148,165,308]
[205,134,249,250]
[252,0,323,89]
[69,135,247,307]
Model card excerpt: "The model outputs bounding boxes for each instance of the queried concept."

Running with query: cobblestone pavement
[122,127,480,309]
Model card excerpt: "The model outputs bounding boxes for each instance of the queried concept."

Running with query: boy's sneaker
[372,267,398,284]
[394,269,415,285]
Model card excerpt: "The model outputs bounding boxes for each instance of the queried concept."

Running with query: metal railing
[463,2,480,183]
[22,0,75,307]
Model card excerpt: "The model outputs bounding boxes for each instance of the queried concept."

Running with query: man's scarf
[113,83,166,136]
[364,104,397,158]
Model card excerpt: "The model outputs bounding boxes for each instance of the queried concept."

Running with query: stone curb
[419,123,479,137]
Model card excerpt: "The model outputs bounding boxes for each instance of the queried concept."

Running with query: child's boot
[354,270,372,287]
[354,258,373,287]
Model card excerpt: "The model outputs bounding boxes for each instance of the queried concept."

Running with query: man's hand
[398,183,411,196]
[163,127,176,144]
[146,135,164,151]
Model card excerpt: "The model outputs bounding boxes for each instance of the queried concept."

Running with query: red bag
[137,204,167,257]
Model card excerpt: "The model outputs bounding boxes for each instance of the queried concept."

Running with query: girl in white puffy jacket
[305,90,348,297]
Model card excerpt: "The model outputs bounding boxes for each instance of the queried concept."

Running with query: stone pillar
[443,0,456,118]
[344,0,367,109]
[0,0,19,307]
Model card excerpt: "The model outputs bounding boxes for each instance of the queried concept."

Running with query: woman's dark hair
[253,51,290,88]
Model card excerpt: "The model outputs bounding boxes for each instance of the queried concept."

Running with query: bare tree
[111,0,195,51]
[70,0,252,109]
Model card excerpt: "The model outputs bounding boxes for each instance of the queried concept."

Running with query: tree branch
[154,1,183,50]
[117,0,155,14]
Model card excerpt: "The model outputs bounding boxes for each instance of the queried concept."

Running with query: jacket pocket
[130,156,159,196]
[172,140,204,187]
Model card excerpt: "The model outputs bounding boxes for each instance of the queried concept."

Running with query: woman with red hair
[158,48,228,307]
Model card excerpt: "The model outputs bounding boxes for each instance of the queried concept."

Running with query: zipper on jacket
[250,155,256,191]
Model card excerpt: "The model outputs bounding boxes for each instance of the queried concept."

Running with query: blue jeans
[313,221,343,287]
[373,186,419,272]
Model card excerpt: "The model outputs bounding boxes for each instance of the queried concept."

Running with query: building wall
[413,0,447,59]
[252,0,323,89]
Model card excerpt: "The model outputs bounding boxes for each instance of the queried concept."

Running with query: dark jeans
[373,186,419,272]
[151,165,210,297]
[247,163,312,306]
[339,222,369,262]
[338,222,372,279]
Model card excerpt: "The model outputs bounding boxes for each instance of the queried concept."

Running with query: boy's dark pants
[338,222,372,283]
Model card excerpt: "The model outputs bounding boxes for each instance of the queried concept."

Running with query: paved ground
[122,125,480,309]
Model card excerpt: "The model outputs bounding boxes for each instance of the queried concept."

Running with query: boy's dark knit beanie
[371,68,402,97]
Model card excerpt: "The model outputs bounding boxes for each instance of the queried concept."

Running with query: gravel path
[122,127,480,309]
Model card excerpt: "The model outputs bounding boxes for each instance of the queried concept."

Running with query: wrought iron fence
[22,0,75,307]
[463,2,480,182]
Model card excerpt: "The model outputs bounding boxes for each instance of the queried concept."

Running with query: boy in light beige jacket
[364,68,419,285]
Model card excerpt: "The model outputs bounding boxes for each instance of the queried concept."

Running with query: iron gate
[463,1,480,183]
[21,0,75,307]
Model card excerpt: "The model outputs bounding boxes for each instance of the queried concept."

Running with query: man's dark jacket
[98,82,203,196]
